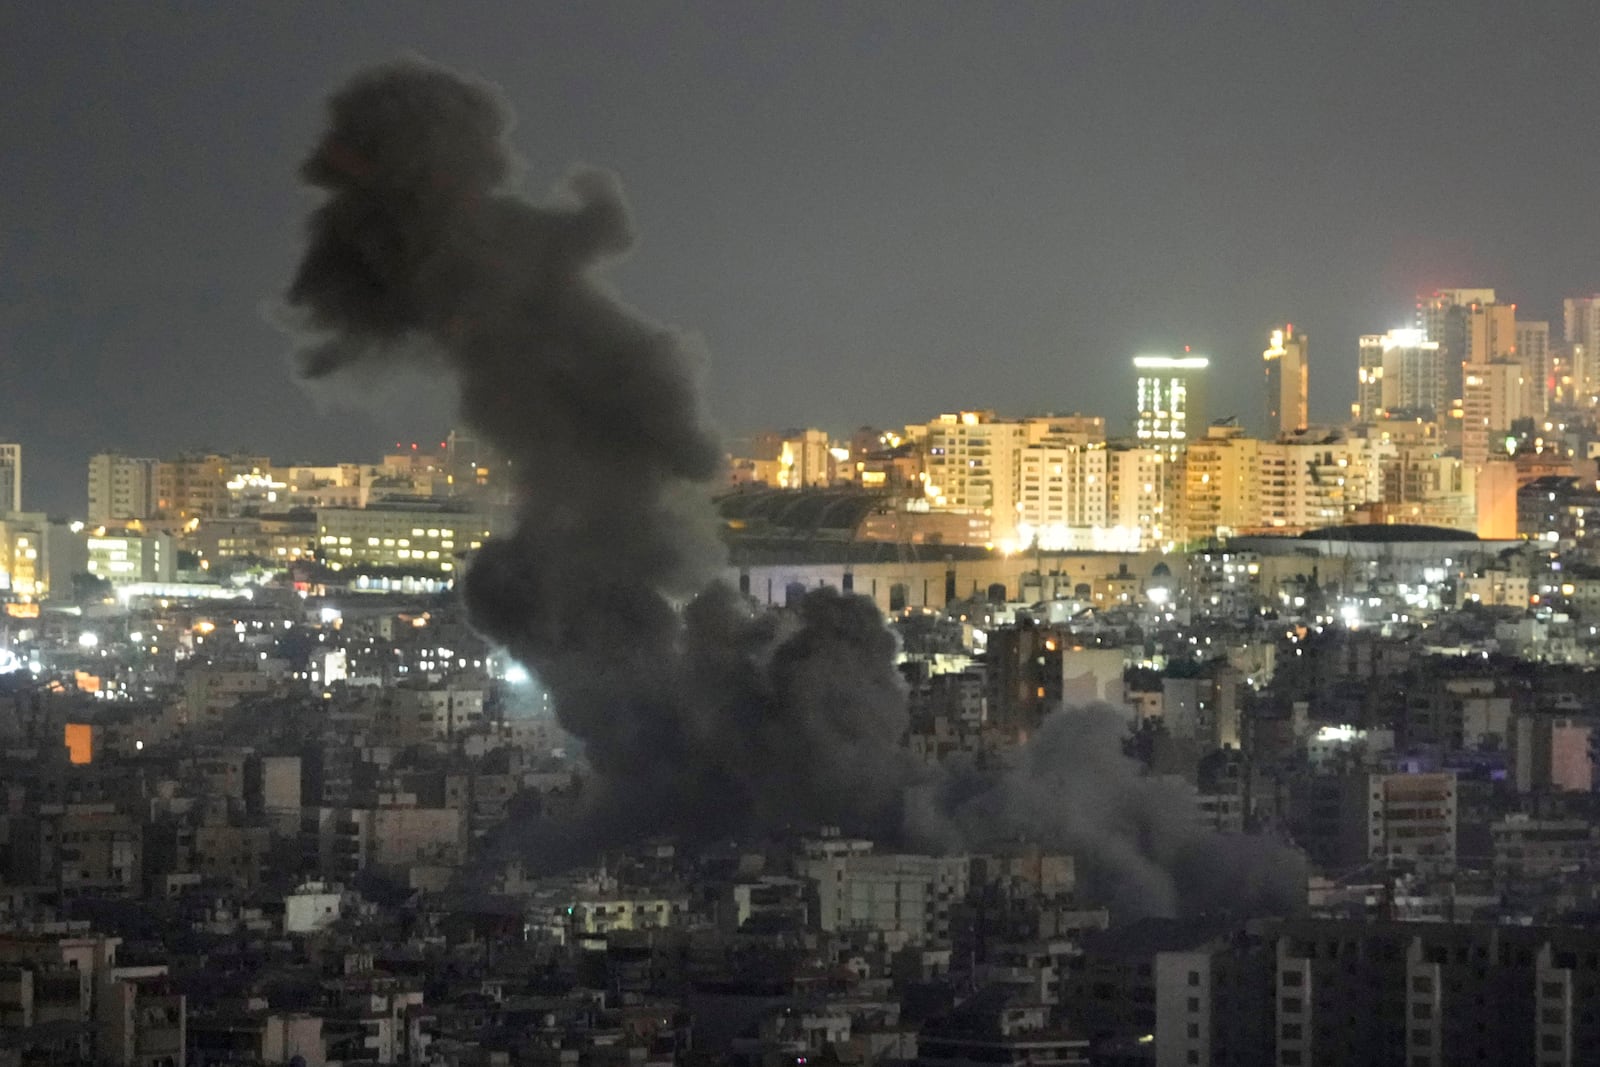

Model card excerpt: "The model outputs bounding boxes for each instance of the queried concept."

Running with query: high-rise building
[1359,328,1443,417]
[1563,296,1600,403]
[1417,288,1497,410]
[1355,336,1386,422]
[87,453,160,524]
[1461,361,1527,466]
[920,412,1027,546]
[1516,319,1551,415]
[1134,355,1208,450]
[0,443,19,513]
[1106,444,1171,550]
[1184,422,1263,538]
[1464,299,1516,363]
[1014,426,1109,551]
[1262,326,1308,436]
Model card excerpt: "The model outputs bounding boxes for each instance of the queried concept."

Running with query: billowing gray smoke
[285,59,912,845]
[285,58,1303,920]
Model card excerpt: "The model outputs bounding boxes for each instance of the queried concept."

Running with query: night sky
[4,1,1600,515]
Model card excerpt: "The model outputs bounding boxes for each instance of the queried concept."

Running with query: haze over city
[7,1,1600,512]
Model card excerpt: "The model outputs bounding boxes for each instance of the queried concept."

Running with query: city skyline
[8,3,1600,512]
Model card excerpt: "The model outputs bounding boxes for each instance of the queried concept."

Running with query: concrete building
[1461,360,1526,466]
[1154,930,1275,1067]
[1361,328,1444,418]
[0,512,86,598]
[87,454,160,524]
[1564,295,1600,401]
[315,503,497,575]
[1417,288,1500,409]
[920,412,1028,547]
[1518,319,1552,415]
[1106,445,1172,550]
[1014,434,1109,551]
[1512,716,1594,794]
[1354,771,1458,871]
[801,852,970,946]
[97,970,185,1067]
[85,529,174,585]
[1274,919,1600,1067]
[1263,326,1308,436]
[1184,423,1263,538]
[8,804,142,896]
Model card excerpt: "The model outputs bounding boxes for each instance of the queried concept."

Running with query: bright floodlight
[504,663,531,685]
[78,632,99,649]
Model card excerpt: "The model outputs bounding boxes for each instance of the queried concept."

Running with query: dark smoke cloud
[285,58,912,847]
[905,707,1307,920]
[285,58,1303,920]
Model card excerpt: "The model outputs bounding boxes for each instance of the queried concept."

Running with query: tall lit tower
[1263,325,1308,436]
[1134,355,1209,450]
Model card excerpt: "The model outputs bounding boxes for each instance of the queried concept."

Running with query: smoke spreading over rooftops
[284,58,1304,920]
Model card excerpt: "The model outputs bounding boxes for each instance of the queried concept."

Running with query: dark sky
[4,1,1600,515]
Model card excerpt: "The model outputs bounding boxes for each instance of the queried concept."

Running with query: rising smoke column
[285,58,1303,919]
[285,58,913,844]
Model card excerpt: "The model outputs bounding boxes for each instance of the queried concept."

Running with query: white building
[800,852,969,946]
[316,505,497,575]
[86,453,159,524]
[284,882,344,934]
[86,529,174,585]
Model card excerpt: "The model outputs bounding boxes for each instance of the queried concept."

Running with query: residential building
[1518,319,1552,415]
[87,453,160,524]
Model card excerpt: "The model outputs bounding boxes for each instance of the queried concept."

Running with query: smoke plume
[285,58,1302,920]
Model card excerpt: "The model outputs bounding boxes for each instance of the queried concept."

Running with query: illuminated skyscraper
[1263,325,1308,436]
[1133,355,1208,449]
